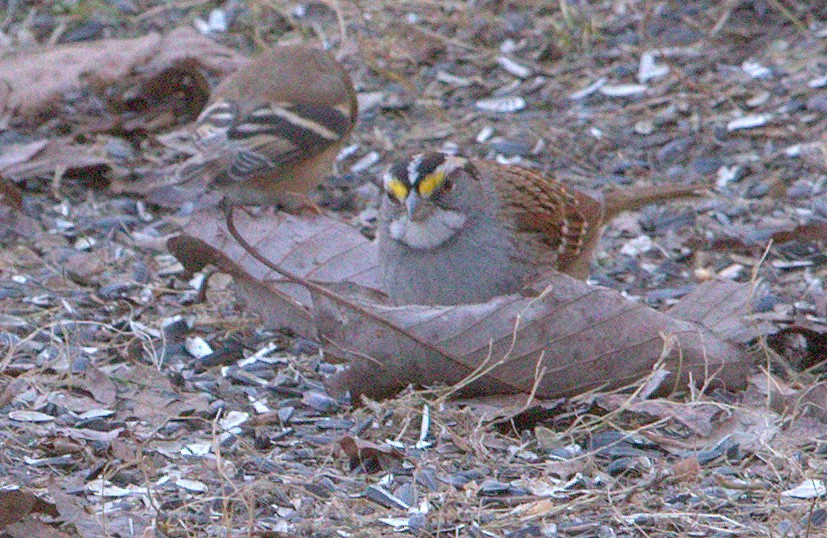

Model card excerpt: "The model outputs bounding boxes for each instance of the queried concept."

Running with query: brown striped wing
[489,162,605,271]
[196,100,353,182]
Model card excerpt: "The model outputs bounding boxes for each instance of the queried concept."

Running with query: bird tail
[111,155,226,208]
[603,183,706,220]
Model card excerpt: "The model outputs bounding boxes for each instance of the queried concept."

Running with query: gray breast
[377,210,534,305]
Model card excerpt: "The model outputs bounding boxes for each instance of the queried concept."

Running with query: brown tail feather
[603,184,706,220]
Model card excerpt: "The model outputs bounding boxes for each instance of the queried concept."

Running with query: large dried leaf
[119,365,210,429]
[0,176,22,210]
[2,33,155,122]
[318,274,752,400]
[668,279,778,343]
[0,27,241,124]
[0,141,49,173]
[339,435,405,473]
[167,210,762,401]
[167,209,382,337]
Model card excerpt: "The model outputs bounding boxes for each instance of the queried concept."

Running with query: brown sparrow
[136,43,358,210]
[378,153,703,305]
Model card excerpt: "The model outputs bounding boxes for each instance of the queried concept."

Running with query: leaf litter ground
[1,1,827,536]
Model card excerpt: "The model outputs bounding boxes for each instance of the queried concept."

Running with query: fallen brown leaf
[705,406,781,453]
[0,379,30,409]
[0,489,58,529]
[167,208,382,337]
[119,364,210,429]
[47,484,106,537]
[450,394,566,425]
[0,175,40,241]
[691,221,827,251]
[667,279,777,343]
[1,27,241,125]
[0,140,49,171]
[167,209,770,402]
[99,59,212,133]
[791,382,827,421]
[0,176,22,210]
[4,519,70,538]
[81,368,117,407]
[319,274,752,401]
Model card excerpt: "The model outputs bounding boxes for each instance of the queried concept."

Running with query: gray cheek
[379,196,401,226]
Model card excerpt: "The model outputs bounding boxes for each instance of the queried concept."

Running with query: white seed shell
[475,96,526,113]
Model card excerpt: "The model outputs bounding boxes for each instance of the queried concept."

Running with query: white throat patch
[388,209,467,250]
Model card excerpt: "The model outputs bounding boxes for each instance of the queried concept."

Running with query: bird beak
[405,192,421,220]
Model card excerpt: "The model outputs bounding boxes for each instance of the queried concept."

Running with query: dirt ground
[2,0,827,536]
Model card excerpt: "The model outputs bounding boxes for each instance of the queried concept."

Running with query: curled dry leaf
[0,176,22,211]
[81,368,118,407]
[778,380,827,422]
[692,221,827,252]
[672,456,701,483]
[117,365,210,430]
[47,484,108,537]
[139,27,245,78]
[168,209,766,401]
[2,33,157,123]
[450,394,567,432]
[0,27,242,125]
[359,24,445,69]
[0,140,50,172]
[109,59,212,133]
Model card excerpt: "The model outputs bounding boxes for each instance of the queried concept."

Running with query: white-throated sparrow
[378,153,703,305]
[138,43,358,210]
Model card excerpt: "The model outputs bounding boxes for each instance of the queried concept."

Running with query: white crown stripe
[407,154,425,186]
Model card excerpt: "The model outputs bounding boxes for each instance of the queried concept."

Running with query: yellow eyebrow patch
[418,171,445,198]
[386,178,409,202]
